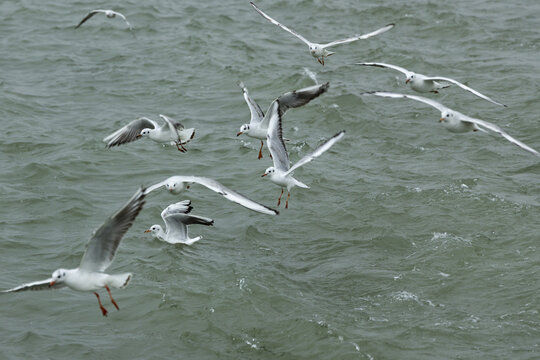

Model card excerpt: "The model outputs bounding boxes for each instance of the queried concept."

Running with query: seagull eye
[57,275,61,278]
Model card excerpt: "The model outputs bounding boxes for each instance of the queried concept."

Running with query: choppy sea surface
[1,0,540,359]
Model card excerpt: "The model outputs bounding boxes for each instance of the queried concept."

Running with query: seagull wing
[321,23,394,48]
[111,11,132,29]
[285,131,346,176]
[79,187,146,272]
[75,10,101,28]
[238,82,265,126]
[356,62,410,76]
[362,91,449,113]
[3,279,66,292]
[103,117,158,147]
[161,200,193,217]
[159,114,184,140]
[265,100,290,173]
[250,2,313,46]
[422,76,506,107]
[460,115,540,157]
[259,82,329,129]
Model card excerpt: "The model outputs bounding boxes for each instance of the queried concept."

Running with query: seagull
[145,200,214,245]
[145,176,279,215]
[362,91,540,157]
[75,9,132,30]
[237,82,329,159]
[103,115,195,152]
[3,188,146,317]
[357,62,506,107]
[250,2,394,65]
[261,101,346,208]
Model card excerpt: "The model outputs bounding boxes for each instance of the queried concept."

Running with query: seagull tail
[294,178,310,189]
[108,273,132,288]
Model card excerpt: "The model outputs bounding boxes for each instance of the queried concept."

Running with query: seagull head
[137,128,152,138]
[261,167,275,178]
[165,181,186,194]
[105,10,116,18]
[50,269,68,286]
[145,225,162,236]
[439,110,456,124]
[237,124,250,136]
[405,72,415,84]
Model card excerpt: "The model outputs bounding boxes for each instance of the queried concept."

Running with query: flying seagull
[103,115,195,152]
[145,200,214,245]
[237,82,329,159]
[75,9,132,30]
[3,188,146,317]
[357,62,506,107]
[362,91,539,157]
[145,175,279,215]
[250,2,394,65]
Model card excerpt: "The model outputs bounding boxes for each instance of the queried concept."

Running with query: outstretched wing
[285,130,346,176]
[75,10,101,28]
[265,100,290,172]
[356,62,410,76]
[3,279,66,293]
[422,76,506,107]
[238,82,265,125]
[111,11,132,30]
[460,115,540,157]
[362,91,449,113]
[321,24,394,48]
[250,2,313,46]
[79,187,146,272]
[103,117,158,147]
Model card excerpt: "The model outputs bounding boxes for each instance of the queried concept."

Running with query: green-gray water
[1,1,540,359]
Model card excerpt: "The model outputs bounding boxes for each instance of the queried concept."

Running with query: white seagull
[103,115,195,152]
[75,9,132,30]
[357,62,506,107]
[3,188,146,317]
[237,82,329,159]
[145,175,279,215]
[251,2,394,65]
[362,91,540,157]
[261,103,346,207]
[145,200,214,245]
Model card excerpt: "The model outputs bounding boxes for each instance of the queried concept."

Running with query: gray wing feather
[238,82,265,125]
[422,76,506,107]
[103,117,157,147]
[356,62,410,75]
[285,130,346,176]
[75,10,100,28]
[321,24,394,48]
[362,91,449,113]
[3,279,66,292]
[265,101,290,172]
[79,187,146,272]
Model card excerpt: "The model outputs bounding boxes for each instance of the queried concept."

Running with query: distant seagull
[145,175,279,215]
[262,105,346,207]
[237,82,329,159]
[75,9,132,30]
[145,200,214,245]
[250,2,394,65]
[103,115,195,152]
[362,91,539,157]
[3,188,146,317]
[357,62,506,107]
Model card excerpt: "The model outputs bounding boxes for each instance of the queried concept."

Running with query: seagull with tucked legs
[75,9,132,30]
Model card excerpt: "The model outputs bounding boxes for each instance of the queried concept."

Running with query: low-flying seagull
[145,175,279,215]
[362,91,539,157]
[3,188,146,317]
[145,200,214,245]
[75,9,132,30]
[250,2,394,65]
[103,115,195,152]
[237,82,329,159]
[357,62,506,107]
[261,103,346,208]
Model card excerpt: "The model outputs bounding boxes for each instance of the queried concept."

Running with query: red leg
[277,188,284,206]
[258,141,264,160]
[94,292,108,317]
[105,285,120,311]
[175,142,186,152]
[285,192,290,209]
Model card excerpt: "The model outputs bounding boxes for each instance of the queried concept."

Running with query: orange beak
[49,281,56,287]
[439,117,445,123]
[136,134,142,138]
[261,173,267,177]
[405,79,410,84]
[236,132,243,136]
[144,229,151,233]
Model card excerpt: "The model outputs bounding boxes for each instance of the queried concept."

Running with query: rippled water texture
[1,0,540,359]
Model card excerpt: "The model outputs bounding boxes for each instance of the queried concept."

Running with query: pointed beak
[49,281,56,287]
[261,173,267,177]
[236,132,243,136]
[405,79,410,84]
[439,117,445,123]
[136,134,142,138]
[144,229,151,233]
